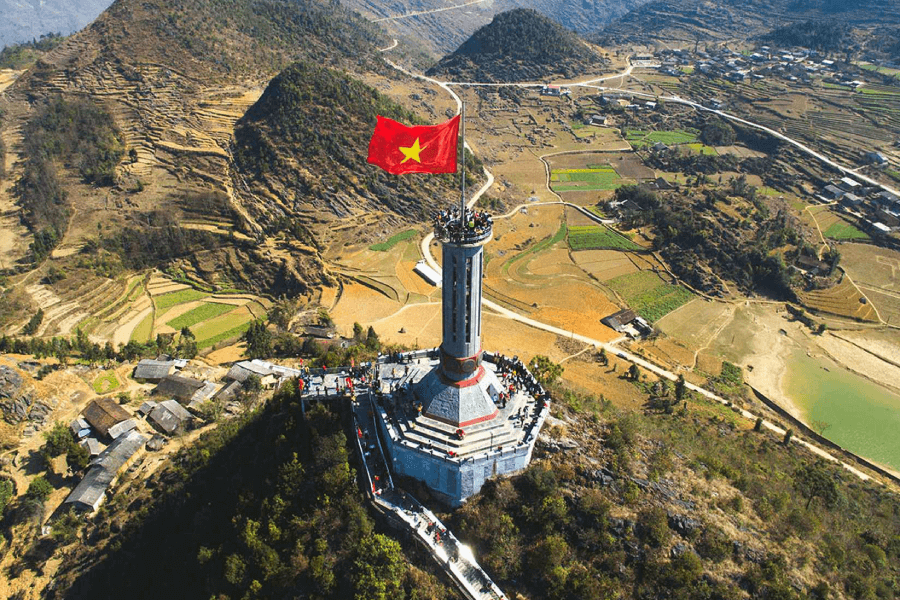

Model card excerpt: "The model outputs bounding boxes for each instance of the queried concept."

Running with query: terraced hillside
[0,0,476,329]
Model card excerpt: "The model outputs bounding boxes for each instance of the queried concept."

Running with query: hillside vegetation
[426,8,607,82]
[235,61,478,228]
[42,384,455,599]
[598,0,900,44]
[452,381,900,600]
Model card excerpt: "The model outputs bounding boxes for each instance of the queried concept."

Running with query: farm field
[370,229,419,252]
[824,221,869,240]
[625,128,698,148]
[797,276,878,322]
[92,370,121,395]
[567,225,643,251]
[166,302,236,330]
[655,298,735,350]
[550,166,623,192]
[840,243,900,291]
[605,271,694,322]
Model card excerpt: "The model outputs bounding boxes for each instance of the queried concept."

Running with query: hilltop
[425,8,607,82]
[597,0,900,44]
[343,0,647,55]
[233,61,474,234]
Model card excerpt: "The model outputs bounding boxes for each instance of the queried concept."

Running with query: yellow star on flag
[399,138,424,164]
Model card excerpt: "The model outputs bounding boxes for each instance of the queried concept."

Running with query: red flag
[367,115,460,174]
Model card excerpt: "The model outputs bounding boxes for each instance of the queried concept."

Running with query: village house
[148,399,194,435]
[65,429,148,512]
[82,397,136,439]
[154,374,217,409]
[226,361,278,389]
[133,359,178,382]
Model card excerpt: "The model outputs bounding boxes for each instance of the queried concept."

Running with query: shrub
[27,476,54,501]
[696,524,731,562]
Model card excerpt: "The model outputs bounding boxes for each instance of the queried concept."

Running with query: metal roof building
[65,430,148,512]
[148,399,193,435]
[134,359,177,382]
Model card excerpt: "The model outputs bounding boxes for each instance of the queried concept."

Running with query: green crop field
[155,288,210,310]
[606,271,694,322]
[567,225,643,251]
[131,312,153,342]
[626,129,699,148]
[92,370,121,394]
[167,302,237,330]
[370,229,418,252]
[551,167,621,191]
[193,311,254,347]
[824,221,870,240]
[685,143,718,156]
[198,321,253,350]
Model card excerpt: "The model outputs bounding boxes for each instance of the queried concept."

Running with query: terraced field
[797,276,878,322]
[605,271,694,322]
[567,225,643,251]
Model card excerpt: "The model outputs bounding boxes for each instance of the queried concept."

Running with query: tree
[675,374,687,401]
[353,322,365,342]
[244,320,273,359]
[628,363,640,381]
[528,355,563,386]
[27,476,54,501]
[794,460,840,510]
[351,533,405,600]
[598,347,608,365]
[365,326,380,351]
[794,461,840,510]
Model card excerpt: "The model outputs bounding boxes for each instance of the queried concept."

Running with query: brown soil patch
[205,342,248,365]
[396,260,436,297]
[572,250,640,281]
[330,281,403,336]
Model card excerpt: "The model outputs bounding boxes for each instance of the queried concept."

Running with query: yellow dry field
[572,250,640,281]
[319,285,339,310]
[655,298,735,349]
[396,260,439,298]
[519,248,585,279]
[566,206,598,226]
[147,281,191,296]
[636,337,697,371]
[840,243,900,291]
[330,282,404,334]
[561,358,653,410]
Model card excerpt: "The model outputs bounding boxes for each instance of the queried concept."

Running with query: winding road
[383,47,891,484]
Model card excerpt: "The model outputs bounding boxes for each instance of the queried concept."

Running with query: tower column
[440,240,485,381]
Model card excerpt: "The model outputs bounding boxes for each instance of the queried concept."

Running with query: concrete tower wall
[440,241,483,362]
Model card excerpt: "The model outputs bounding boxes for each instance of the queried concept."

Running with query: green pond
[784,350,900,472]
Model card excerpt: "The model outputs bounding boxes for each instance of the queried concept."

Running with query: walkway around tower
[299,359,509,600]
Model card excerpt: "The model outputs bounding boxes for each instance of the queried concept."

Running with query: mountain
[0,0,401,307]
[597,0,900,44]
[341,0,648,55]
[0,0,114,48]
[233,60,471,230]
[425,8,607,83]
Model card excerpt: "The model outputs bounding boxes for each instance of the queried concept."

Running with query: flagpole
[460,101,466,221]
